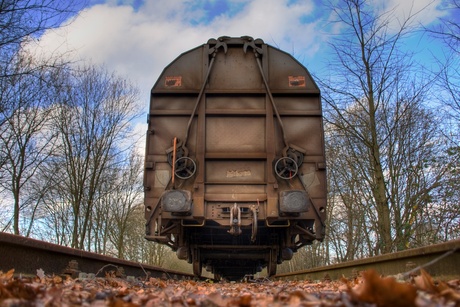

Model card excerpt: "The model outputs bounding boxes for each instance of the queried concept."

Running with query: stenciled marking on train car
[288,75,306,87]
[226,168,252,178]
[165,76,182,87]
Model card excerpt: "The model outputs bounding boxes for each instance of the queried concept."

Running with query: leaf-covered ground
[1,269,459,306]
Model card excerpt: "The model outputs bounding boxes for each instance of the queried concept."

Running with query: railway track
[2,231,458,283]
[274,239,460,281]
[0,232,194,280]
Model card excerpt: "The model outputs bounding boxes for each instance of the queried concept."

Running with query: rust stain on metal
[288,75,306,87]
[275,239,460,281]
[165,76,182,87]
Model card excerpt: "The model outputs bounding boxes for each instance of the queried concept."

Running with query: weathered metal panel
[206,117,266,153]
[153,46,204,92]
[208,46,263,90]
[144,36,327,280]
[267,47,320,92]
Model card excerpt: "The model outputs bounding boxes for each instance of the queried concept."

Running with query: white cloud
[33,1,324,100]
[372,0,445,31]
[29,0,445,156]
[31,0,328,155]
[32,0,446,97]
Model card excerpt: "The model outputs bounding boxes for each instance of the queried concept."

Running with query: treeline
[1,0,459,274]
[279,0,460,273]
[0,0,175,267]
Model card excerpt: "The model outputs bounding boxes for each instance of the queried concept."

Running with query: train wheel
[193,260,202,277]
[268,249,278,276]
[192,249,202,276]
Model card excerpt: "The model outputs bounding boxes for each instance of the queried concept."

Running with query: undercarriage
[146,216,319,280]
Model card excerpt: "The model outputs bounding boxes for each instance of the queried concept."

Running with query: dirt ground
[1,269,459,306]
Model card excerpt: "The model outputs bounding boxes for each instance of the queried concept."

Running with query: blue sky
[30,0,450,141]
[34,0,447,85]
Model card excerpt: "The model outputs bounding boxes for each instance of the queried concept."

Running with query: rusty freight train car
[144,36,327,280]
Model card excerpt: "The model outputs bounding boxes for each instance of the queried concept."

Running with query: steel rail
[274,239,460,281]
[0,232,194,280]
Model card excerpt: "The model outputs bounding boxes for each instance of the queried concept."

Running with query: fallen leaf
[1,267,460,306]
[0,269,15,281]
[52,275,63,284]
[2,279,38,301]
[204,291,230,306]
[350,269,417,307]
[239,292,252,306]
[36,268,45,280]
[414,269,439,293]
[414,270,460,305]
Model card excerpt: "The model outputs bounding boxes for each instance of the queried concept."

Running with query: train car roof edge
[150,36,320,93]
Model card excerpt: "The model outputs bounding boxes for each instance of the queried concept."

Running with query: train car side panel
[144,37,327,280]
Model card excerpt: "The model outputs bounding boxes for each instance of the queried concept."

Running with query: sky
[30,0,450,142]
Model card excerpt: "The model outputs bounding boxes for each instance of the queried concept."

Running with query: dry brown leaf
[158,280,167,288]
[204,291,230,306]
[350,269,417,307]
[447,279,460,288]
[1,279,38,301]
[1,267,460,306]
[238,292,252,306]
[0,284,13,300]
[441,287,460,303]
[52,275,63,284]
[414,270,460,304]
[40,286,63,306]
[0,269,14,281]
[414,269,439,293]
[287,290,310,305]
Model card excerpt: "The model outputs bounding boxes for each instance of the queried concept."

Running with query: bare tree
[0,0,80,79]
[84,148,144,258]
[427,0,460,120]
[105,150,144,259]
[44,65,140,249]
[277,241,329,273]
[0,0,80,128]
[320,0,446,254]
[0,0,83,234]
[325,121,377,259]
[0,52,61,235]
[421,0,460,245]
[115,204,173,267]
[38,190,74,245]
